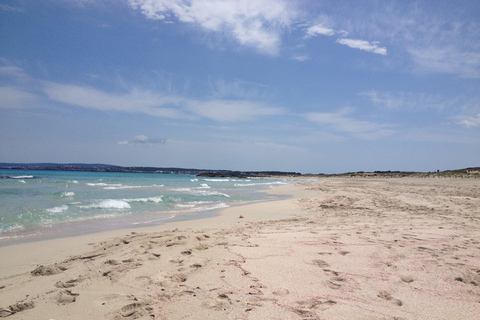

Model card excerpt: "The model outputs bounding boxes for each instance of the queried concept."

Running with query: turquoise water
[0,170,288,245]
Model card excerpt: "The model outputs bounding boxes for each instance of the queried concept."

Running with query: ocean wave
[171,187,230,197]
[175,204,196,208]
[61,191,75,197]
[79,199,131,210]
[19,180,26,183]
[103,185,143,190]
[125,196,164,203]
[198,184,211,189]
[46,205,69,214]
[203,179,231,182]
[86,183,122,187]
[194,190,230,197]
[2,175,35,179]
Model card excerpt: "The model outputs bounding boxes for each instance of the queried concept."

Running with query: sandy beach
[1,177,479,319]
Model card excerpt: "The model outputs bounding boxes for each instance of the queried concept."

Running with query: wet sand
[1,178,479,319]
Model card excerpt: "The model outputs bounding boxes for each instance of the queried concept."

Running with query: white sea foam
[190,179,198,182]
[104,185,143,190]
[193,190,230,197]
[61,192,75,197]
[72,180,79,184]
[80,199,131,210]
[86,183,122,187]
[18,180,26,183]
[10,175,34,179]
[125,196,164,203]
[203,179,230,182]
[170,187,229,197]
[176,204,196,208]
[47,205,69,214]
[198,184,211,189]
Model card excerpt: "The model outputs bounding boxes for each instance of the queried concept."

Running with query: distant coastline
[0,163,478,178]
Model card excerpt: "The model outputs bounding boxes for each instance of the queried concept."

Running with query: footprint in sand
[327,276,346,290]
[377,290,403,306]
[119,302,143,318]
[312,259,330,268]
[297,299,337,312]
[31,264,67,276]
[55,278,80,288]
[171,274,187,283]
[56,290,79,305]
[0,301,35,317]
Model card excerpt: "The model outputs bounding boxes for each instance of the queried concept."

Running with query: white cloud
[128,0,296,55]
[336,38,387,55]
[43,82,185,118]
[305,24,335,38]
[186,99,283,122]
[118,135,166,145]
[0,86,41,109]
[407,46,480,78]
[360,91,449,111]
[0,4,23,12]
[39,80,284,122]
[0,65,29,79]
[328,2,480,77]
[304,109,396,139]
[293,55,309,62]
[456,114,480,128]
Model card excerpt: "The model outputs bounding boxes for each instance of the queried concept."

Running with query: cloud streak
[187,99,284,122]
[43,82,186,119]
[456,114,480,128]
[336,38,387,55]
[118,135,166,145]
[128,0,296,55]
[305,24,335,38]
[304,109,396,139]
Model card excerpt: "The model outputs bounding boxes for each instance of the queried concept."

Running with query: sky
[0,0,479,174]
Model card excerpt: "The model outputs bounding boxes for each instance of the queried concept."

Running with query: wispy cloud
[360,91,450,111]
[292,55,309,62]
[0,86,41,109]
[43,82,185,118]
[326,2,480,77]
[455,114,480,128]
[186,100,284,122]
[118,135,166,145]
[0,4,23,12]
[407,46,480,78]
[304,109,396,139]
[2,64,284,123]
[304,24,336,38]
[336,38,387,55]
[128,0,296,55]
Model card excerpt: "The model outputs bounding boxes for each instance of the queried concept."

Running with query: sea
[0,169,290,246]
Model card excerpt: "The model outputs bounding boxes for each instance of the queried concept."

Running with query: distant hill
[0,163,478,178]
[0,163,301,177]
[0,163,117,168]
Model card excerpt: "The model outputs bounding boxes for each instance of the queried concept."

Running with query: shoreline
[1,178,479,319]
[0,177,293,248]
[0,183,301,275]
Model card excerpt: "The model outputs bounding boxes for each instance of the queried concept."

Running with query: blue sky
[0,0,479,173]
